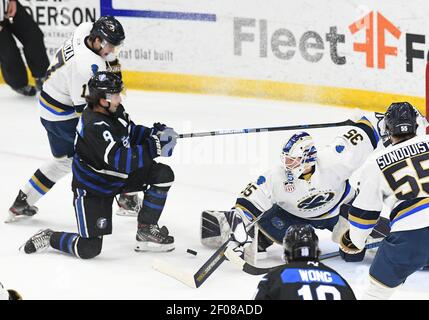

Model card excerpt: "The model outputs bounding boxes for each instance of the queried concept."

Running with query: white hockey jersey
[235,116,380,222]
[39,23,107,122]
[349,134,429,250]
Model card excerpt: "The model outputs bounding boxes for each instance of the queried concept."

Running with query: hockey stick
[152,213,263,288]
[178,120,354,138]
[224,239,384,276]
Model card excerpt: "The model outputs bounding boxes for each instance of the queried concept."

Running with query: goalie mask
[281,132,317,178]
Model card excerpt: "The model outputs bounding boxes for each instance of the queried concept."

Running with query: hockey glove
[157,127,178,157]
[339,230,366,262]
[107,59,122,79]
[150,122,167,135]
[146,135,162,159]
[229,209,252,253]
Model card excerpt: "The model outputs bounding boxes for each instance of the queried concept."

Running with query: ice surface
[0,85,427,299]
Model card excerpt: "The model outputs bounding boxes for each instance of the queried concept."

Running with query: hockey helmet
[90,16,125,46]
[384,102,418,137]
[281,132,317,177]
[87,71,123,104]
[283,225,321,263]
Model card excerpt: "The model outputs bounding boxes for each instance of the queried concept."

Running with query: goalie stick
[152,212,263,288]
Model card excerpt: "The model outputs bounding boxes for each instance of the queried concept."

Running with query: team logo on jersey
[297,192,335,210]
[97,218,108,229]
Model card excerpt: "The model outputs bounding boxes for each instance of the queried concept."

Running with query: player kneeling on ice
[22,71,178,258]
[254,225,356,300]
[201,107,428,263]
[340,102,429,299]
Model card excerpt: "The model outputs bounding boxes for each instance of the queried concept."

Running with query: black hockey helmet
[384,102,418,137]
[86,71,123,105]
[283,225,320,262]
[90,16,125,46]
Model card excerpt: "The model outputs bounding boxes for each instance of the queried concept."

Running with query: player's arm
[85,124,159,174]
[234,175,274,222]
[341,159,383,250]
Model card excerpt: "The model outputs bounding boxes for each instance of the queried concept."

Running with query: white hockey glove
[150,123,178,157]
[157,127,178,157]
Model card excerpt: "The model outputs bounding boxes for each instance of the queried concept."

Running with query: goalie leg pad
[200,210,233,248]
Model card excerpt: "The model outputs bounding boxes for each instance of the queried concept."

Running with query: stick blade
[152,258,197,288]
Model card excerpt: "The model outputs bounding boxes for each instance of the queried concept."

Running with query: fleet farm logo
[234,11,428,73]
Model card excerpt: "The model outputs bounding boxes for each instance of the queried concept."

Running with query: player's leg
[7,1,49,89]
[125,162,175,252]
[361,227,429,299]
[7,118,77,222]
[0,26,32,95]
[116,192,142,217]
[22,189,112,259]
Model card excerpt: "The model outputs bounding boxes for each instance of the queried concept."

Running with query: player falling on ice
[7,16,141,223]
[21,71,178,258]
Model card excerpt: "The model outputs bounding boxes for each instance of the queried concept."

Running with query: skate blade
[135,241,175,253]
[5,210,32,223]
[115,208,138,217]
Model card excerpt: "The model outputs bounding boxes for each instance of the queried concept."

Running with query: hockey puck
[187,249,198,256]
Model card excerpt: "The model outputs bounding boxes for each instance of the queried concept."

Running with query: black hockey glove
[146,135,162,159]
[339,230,366,262]
[107,59,122,79]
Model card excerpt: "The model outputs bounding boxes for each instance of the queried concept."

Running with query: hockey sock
[50,232,79,257]
[23,169,56,205]
[138,187,168,225]
[23,157,72,205]
[51,233,103,259]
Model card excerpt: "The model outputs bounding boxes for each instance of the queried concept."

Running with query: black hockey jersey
[254,261,356,300]
[72,105,155,196]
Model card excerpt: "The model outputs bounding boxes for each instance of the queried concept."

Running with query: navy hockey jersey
[72,105,156,196]
[254,261,356,300]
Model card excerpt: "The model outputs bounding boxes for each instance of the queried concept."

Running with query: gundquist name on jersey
[376,141,429,169]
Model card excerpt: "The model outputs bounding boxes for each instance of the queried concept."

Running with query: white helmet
[281,132,317,178]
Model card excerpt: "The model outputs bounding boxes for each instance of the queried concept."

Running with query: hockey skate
[13,85,36,96]
[135,224,175,252]
[6,190,39,223]
[116,193,141,217]
[20,229,53,254]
